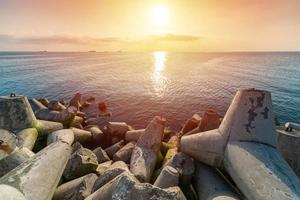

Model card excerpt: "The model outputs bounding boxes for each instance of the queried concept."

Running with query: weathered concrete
[0,129,18,159]
[194,162,240,200]
[87,171,187,200]
[0,95,37,131]
[104,140,125,158]
[70,127,92,143]
[136,116,165,151]
[53,173,98,200]
[92,161,129,193]
[70,116,84,129]
[16,128,38,150]
[0,94,63,136]
[0,147,34,177]
[163,151,194,185]
[130,116,165,182]
[113,141,136,163]
[181,114,201,134]
[93,146,110,163]
[71,142,83,153]
[48,101,66,111]
[69,93,82,110]
[38,98,50,107]
[180,154,195,186]
[84,125,104,144]
[180,89,300,199]
[278,129,300,177]
[130,146,158,183]
[225,142,300,200]
[29,98,47,112]
[0,184,26,200]
[35,106,76,126]
[0,141,72,200]
[125,129,145,142]
[180,89,278,167]
[154,165,179,189]
[108,122,130,137]
[184,109,220,136]
[35,119,63,136]
[63,146,98,181]
[96,160,113,176]
[47,129,75,145]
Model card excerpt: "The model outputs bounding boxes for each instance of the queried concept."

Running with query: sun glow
[150,5,169,28]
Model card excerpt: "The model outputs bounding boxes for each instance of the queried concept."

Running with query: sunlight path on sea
[152,51,168,97]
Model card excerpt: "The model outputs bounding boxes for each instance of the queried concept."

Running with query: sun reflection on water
[152,52,168,96]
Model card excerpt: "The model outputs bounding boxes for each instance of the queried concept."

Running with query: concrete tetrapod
[92,161,129,193]
[125,129,145,142]
[107,122,130,138]
[0,95,63,136]
[0,141,72,200]
[0,147,34,177]
[0,129,18,159]
[277,128,300,178]
[180,88,300,199]
[194,162,240,200]
[86,171,187,200]
[16,128,38,150]
[63,146,98,181]
[113,141,136,163]
[130,116,165,182]
[153,165,179,189]
[93,146,110,163]
[53,173,98,200]
[184,109,220,136]
[47,129,75,145]
[35,106,76,126]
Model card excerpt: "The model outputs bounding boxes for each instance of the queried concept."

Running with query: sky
[1,0,300,52]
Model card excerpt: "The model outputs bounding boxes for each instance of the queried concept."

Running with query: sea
[0,51,299,130]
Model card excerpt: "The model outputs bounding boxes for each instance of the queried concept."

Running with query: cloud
[0,34,122,45]
[0,33,203,51]
[0,33,199,45]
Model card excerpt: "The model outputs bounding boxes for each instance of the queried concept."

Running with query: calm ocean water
[0,52,299,130]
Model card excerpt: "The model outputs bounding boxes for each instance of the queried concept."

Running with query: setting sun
[150,5,169,28]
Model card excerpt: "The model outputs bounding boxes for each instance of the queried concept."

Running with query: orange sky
[1,0,300,51]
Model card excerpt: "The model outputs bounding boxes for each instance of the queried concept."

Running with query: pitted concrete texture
[220,89,277,146]
[224,142,300,200]
[180,89,278,167]
[0,95,37,132]
[0,141,72,200]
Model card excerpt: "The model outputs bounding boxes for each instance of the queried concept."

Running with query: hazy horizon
[1,0,300,52]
